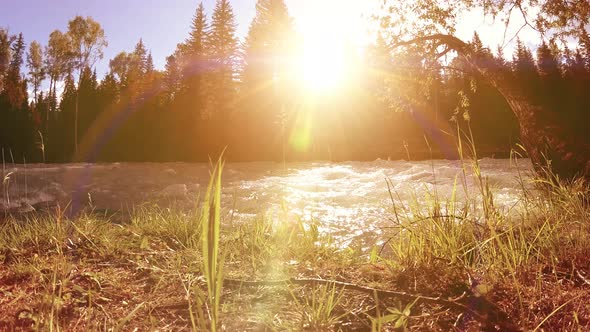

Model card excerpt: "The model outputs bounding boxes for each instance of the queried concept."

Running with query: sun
[300,38,348,92]
[292,0,377,94]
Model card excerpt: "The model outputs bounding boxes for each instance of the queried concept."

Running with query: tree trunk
[47,77,53,134]
[394,34,590,183]
[75,70,81,156]
[75,90,79,155]
[474,57,590,183]
[500,89,589,182]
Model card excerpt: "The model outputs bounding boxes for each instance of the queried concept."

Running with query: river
[1,158,534,245]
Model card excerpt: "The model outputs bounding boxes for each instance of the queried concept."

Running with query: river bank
[1,159,589,330]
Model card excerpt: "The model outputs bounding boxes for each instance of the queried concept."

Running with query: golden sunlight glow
[301,38,347,91]
[292,0,378,93]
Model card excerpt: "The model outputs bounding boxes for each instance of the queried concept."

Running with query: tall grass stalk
[192,157,225,331]
[38,130,46,163]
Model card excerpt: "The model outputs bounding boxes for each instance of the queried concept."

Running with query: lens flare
[300,38,347,91]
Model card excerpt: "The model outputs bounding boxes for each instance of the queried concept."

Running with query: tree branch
[391,34,467,49]
[390,34,471,57]
[500,1,519,48]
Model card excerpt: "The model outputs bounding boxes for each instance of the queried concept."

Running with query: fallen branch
[224,277,470,311]
[157,277,468,312]
[158,276,521,331]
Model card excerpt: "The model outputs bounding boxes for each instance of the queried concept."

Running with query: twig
[378,237,394,255]
[157,276,520,330]
[379,214,466,229]
[576,270,590,286]
[158,277,471,312]
[500,1,519,48]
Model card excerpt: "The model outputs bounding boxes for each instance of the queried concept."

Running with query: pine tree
[0,31,34,159]
[129,39,150,96]
[365,32,392,111]
[210,0,238,68]
[469,32,494,71]
[67,16,107,154]
[143,51,156,91]
[78,66,99,140]
[198,0,239,156]
[163,52,184,102]
[495,46,507,67]
[510,44,530,70]
[239,0,295,158]
[512,39,540,101]
[0,29,15,93]
[536,41,563,113]
[188,2,209,57]
[563,46,590,134]
[536,41,561,81]
[5,33,28,109]
[60,73,77,115]
[209,0,238,118]
[185,2,210,118]
[36,90,49,141]
[145,52,154,74]
[133,39,148,70]
[578,27,590,69]
[56,72,77,159]
[242,0,294,87]
[470,32,491,57]
[98,72,119,104]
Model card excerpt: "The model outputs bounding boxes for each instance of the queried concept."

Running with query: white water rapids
[1,159,534,244]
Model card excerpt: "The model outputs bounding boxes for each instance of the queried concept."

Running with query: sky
[0,0,379,78]
[1,0,256,76]
[0,0,540,80]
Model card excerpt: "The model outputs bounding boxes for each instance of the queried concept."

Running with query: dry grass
[1,157,589,331]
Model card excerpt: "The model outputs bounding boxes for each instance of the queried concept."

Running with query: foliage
[377,0,590,182]
[238,0,296,160]
[380,0,590,44]
[196,158,225,331]
[0,2,589,164]
[26,41,46,101]
[1,155,589,330]
[66,15,108,154]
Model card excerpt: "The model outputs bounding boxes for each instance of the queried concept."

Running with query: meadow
[1,153,588,331]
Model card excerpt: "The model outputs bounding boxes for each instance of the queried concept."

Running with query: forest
[2,1,590,330]
[0,0,589,164]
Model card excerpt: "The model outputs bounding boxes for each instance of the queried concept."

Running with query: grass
[0,152,589,331]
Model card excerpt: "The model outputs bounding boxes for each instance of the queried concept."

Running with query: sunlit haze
[291,1,377,92]
[0,0,534,94]
[1,0,589,328]
[0,0,378,83]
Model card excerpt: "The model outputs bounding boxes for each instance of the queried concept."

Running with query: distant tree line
[0,0,588,163]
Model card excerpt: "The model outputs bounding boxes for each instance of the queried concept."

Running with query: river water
[1,159,534,244]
